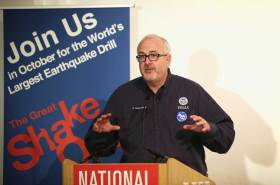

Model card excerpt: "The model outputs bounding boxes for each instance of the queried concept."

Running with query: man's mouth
[144,68,154,72]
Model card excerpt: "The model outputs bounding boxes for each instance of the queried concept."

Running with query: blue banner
[3,7,129,185]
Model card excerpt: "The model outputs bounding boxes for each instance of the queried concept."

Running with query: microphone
[144,147,169,163]
[141,95,168,163]
[80,140,119,163]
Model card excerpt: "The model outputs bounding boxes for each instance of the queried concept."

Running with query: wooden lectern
[63,158,216,185]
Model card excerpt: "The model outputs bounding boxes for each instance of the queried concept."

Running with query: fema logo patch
[179,97,188,105]
[176,111,187,122]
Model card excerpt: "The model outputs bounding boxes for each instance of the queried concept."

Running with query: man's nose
[143,57,153,64]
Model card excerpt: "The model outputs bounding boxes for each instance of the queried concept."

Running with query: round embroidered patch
[179,97,188,105]
[176,111,187,122]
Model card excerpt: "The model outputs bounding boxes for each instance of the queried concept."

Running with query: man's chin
[143,76,156,83]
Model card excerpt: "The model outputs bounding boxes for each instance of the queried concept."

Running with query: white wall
[135,1,280,185]
[0,9,3,185]
[1,0,280,185]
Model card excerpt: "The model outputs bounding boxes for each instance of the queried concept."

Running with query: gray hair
[137,34,171,54]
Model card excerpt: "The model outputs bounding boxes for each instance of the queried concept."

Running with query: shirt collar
[143,68,172,98]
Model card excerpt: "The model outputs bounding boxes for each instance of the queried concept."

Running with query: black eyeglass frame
[136,53,168,62]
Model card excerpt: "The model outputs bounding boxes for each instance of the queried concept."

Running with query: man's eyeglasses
[136,53,168,62]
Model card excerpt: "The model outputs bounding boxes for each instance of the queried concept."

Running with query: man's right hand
[92,113,120,133]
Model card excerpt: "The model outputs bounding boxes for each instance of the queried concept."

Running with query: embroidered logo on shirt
[132,106,146,110]
[176,111,187,122]
[179,97,188,105]
[178,97,189,110]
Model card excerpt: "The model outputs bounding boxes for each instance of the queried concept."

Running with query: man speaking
[84,34,235,176]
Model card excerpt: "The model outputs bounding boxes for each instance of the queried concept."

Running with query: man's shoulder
[171,74,201,88]
[113,77,144,95]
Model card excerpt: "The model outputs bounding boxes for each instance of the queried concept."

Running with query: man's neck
[147,83,161,94]
[146,74,168,94]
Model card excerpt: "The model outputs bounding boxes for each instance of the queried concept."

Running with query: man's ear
[167,54,172,66]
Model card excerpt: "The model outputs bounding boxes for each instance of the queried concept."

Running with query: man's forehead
[138,50,158,54]
[138,38,164,52]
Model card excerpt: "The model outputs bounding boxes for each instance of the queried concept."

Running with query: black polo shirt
[85,71,235,175]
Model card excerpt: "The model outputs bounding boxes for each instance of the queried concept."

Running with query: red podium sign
[74,163,159,185]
